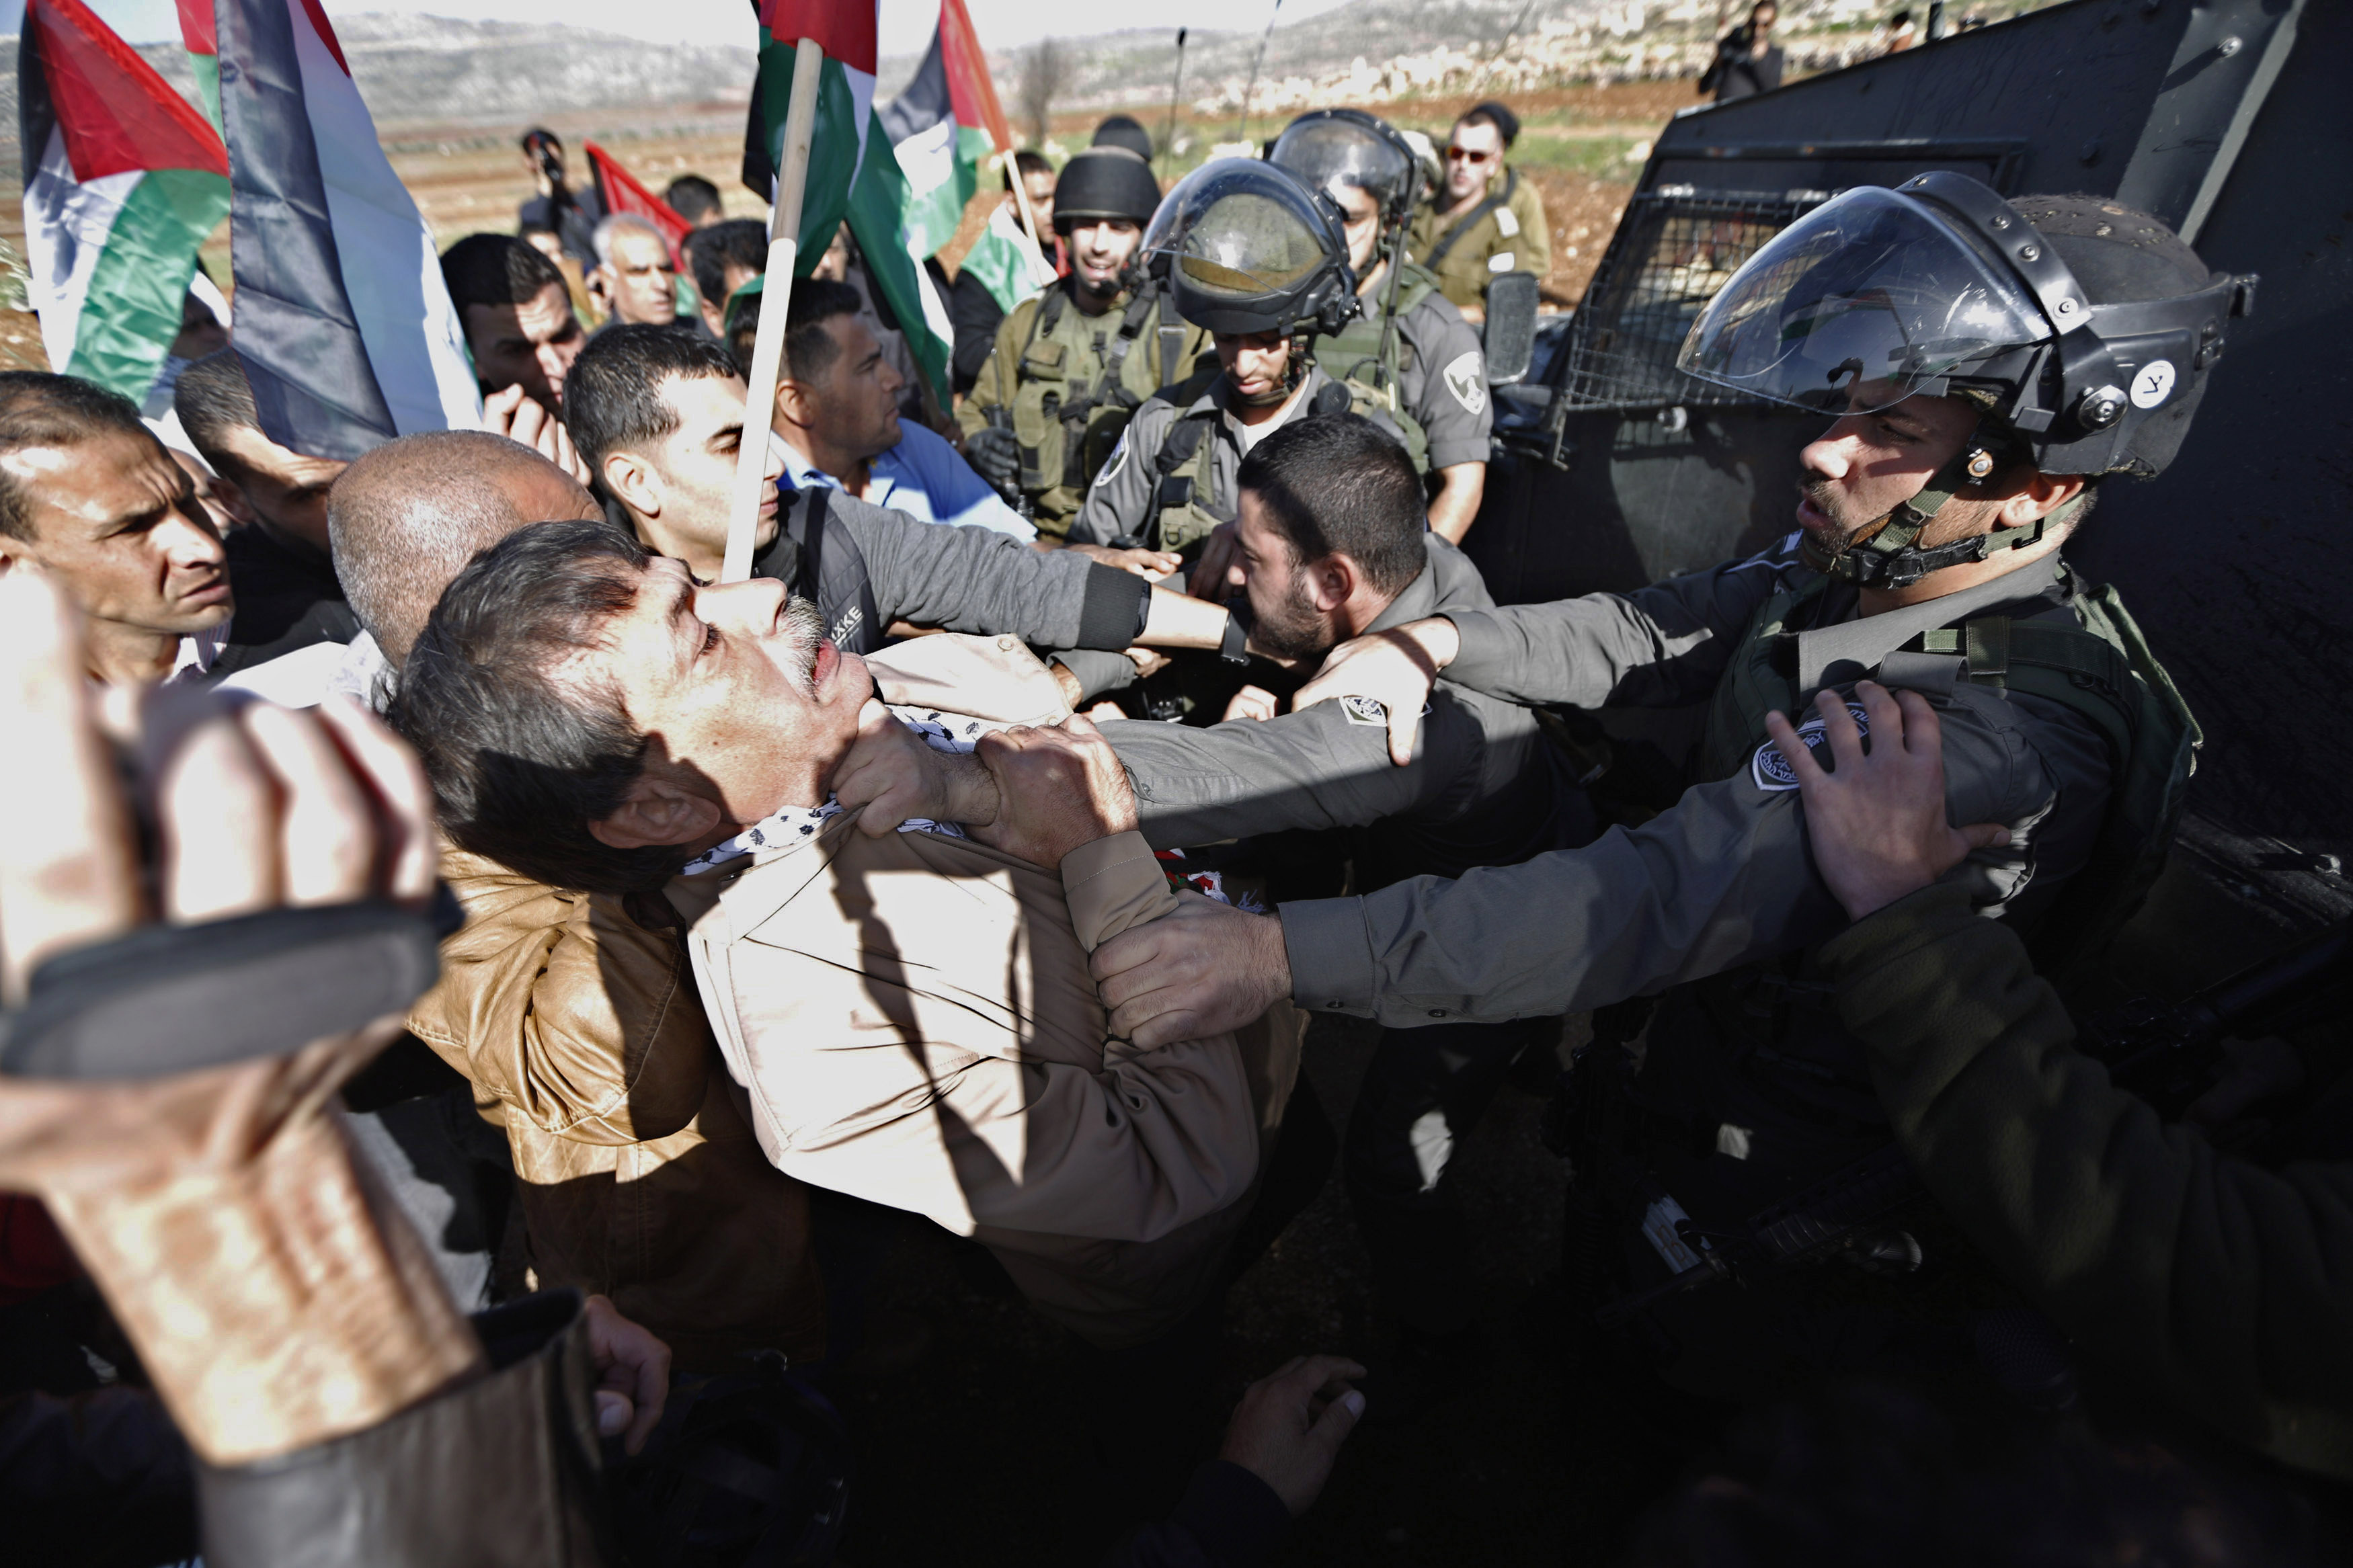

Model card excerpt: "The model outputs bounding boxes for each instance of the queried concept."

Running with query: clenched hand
[971,714,1138,870]
[1091,892,1291,1048]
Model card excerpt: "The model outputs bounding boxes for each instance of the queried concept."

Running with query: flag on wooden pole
[16,0,231,404]
[742,0,952,404]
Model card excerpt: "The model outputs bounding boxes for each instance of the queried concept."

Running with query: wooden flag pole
[1000,149,1056,288]
[721,34,823,583]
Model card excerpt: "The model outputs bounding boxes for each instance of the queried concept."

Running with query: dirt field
[0,80,1698,374]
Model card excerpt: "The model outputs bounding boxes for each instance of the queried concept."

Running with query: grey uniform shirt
[1103,536,1570,883]
[1278,536,2114,1028]
[1385,289,1493,472]
[1068,364,1370,548]
[752,487,1149,655]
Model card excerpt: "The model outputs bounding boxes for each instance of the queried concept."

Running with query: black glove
[965,425,1021,488]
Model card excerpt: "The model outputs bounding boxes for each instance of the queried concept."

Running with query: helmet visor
[1144,160,1339,305]
[1676,185,2052,414]
[1270,117,1411,217]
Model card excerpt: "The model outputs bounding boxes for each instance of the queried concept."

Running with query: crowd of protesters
[0,79,2347,1568]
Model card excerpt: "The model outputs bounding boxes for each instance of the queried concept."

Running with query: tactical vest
[1136,367,1357,559]
[1310,261,1436,474]
[1698,565,2201,973]
[1007,280,1204,536]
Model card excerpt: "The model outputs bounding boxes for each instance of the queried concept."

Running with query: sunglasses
[1445,146,1497,164]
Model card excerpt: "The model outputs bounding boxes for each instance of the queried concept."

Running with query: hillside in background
[0,13,754,178]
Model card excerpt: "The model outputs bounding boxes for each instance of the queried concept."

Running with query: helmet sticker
[1751,701,1870,792]
[2129,360,2177,409]
[1443,350,1488,415]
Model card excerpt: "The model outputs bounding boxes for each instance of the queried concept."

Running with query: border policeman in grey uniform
[1271,110,1493,542]
[1069,159,1387,575]
[959,148,1207,552]
[1088,180,2250,1385]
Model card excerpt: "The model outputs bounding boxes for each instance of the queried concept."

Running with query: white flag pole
[722,35,823,583]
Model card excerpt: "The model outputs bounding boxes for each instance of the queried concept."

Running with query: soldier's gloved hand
[1766,680,2011,921]
[963,425,1021,488]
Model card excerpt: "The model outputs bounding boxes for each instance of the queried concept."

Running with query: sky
[0,0,1354,55]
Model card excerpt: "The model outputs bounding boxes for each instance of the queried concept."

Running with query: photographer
[1700,1,1785,102]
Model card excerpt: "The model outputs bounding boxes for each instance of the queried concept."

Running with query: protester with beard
[1089,190,2228,1395]
[959,148,1206,551]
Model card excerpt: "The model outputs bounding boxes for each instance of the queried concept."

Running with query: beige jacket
[669,823,1302,1350]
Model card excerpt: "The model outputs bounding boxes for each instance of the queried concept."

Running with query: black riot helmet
[1269,109,1421,232]
[1142,158,1357,338]
[1051,147,1163,235]
[1679,173,2255,586]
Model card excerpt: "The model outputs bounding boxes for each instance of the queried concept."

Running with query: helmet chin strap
[1805,435,2068,589]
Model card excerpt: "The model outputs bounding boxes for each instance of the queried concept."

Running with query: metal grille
[1554,189,1827,413]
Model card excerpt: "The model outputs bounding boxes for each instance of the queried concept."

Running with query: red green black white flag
[16,0,231,405]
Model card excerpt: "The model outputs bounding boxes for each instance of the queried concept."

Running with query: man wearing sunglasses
[1406,101,1551,324]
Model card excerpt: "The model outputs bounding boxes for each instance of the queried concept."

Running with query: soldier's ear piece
[1964,446,1997,481]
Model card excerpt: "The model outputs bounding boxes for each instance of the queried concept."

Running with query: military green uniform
[1406,166,1552,317]
[1823,878,2353,1479]
[1280,536,2194,1387]
[1310,260,1494,476]
[956,277,1208,538]
[1067,361,1399,561]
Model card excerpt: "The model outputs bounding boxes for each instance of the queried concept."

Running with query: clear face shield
[1676,185,2055,415]
[1143,161,1338,313]
[1270,119,1412,220]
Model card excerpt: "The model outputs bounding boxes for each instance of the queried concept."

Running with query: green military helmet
[1142,159,1357,337]
[1051,146,1164,237]
[1269,108,1422,231]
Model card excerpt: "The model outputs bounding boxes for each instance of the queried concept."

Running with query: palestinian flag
[880,0,1049,313]
[584,140,690,254]
[195,0,479,460]
[16,0,231,404]
[742,0,952,403]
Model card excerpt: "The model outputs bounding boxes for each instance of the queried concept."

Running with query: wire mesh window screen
[1557,190,1825,411]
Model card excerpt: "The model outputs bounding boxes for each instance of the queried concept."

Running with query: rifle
[1593,1144,1923,1329]
[1589,913,2352,1331]
[980,406,1035,523]
[2078,914,2352,1118]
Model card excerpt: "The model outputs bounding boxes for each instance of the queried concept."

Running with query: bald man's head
[328,429,600,665]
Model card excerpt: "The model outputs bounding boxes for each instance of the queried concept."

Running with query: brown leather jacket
[407,856,826,1371]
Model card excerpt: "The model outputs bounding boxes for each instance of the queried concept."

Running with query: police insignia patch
[1339,694,1389,727]
[1443,350,1487,415]
[1750,701,1870,792]
[1092,431,1129,488]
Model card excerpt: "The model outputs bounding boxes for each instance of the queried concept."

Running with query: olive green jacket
[1407,167,1552,315]
[1824,880,2353,1479]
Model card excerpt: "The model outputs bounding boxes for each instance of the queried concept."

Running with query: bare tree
[1016,38,1070,147]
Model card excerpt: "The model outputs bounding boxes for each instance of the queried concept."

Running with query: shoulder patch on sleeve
[1091,429,1130,489]
[1442,350,1488,415]
[1750,701,1869,792]
[1494,206,1520,239]
[1339,694,1389,727]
